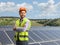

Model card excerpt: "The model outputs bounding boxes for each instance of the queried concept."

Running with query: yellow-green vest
[14,17,31,41]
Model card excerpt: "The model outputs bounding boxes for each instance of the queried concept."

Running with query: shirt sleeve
[23,20,30,31]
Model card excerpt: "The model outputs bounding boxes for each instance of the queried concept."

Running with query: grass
[31,21,43,26]
[0,17,60,26]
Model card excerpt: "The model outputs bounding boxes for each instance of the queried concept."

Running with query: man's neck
[20,17,25,21]
[20,17,25,19]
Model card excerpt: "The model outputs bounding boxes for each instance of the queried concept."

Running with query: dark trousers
[16,41,28,45]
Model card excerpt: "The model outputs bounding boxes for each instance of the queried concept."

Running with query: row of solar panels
[0,27,60,45]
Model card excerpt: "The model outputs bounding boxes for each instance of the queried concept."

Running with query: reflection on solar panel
[0,26,60,45]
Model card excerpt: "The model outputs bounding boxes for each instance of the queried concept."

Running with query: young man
[13,7,31,45]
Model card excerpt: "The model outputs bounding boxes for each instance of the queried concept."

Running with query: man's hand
[13,24,17,31]
[13,27,16,31]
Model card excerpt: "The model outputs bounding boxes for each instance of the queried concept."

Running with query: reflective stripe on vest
[14,17,31,41]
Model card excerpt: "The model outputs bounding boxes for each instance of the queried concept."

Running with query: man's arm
[13,20,30,32]
[13,24,24,31]
[23,20,30,31]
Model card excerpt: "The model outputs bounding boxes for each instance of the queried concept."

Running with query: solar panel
[0,31,11,45]
[0,26,60,45]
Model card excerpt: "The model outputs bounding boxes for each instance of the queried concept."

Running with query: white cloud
[0,2,16,12]
[0,2,33,12]
[38,0,55,11]
[33,0,60,19]
[33,1,38,5]
[55,2,60,11]
[33,0,56,11]
[38,3,48,7]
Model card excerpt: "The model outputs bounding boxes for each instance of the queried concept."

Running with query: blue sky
[0,0,60,19]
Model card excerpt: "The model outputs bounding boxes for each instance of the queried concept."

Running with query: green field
[0,17,60,26]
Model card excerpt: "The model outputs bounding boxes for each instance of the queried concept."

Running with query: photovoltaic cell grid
[0,26,60,45]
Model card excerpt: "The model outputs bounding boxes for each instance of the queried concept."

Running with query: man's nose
[22,13,24,14]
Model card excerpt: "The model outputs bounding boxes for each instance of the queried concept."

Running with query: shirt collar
[20,17,25,21]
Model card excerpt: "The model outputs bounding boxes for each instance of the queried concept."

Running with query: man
[13,7,31,45]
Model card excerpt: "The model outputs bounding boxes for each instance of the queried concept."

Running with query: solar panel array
[0,26,60,45]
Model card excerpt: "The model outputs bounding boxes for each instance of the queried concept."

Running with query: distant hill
[37,18,60,26]
[46,19,60,26]
[0,17,60,26]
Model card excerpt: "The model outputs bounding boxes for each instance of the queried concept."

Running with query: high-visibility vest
[14,17,31,41]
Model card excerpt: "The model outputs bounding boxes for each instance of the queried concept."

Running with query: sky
[0,0,60,19]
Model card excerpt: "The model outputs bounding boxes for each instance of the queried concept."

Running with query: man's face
[19,11,26,18]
